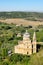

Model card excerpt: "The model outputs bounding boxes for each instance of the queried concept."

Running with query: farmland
[0,18,43,27]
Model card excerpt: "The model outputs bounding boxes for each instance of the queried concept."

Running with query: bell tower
[33,32,37,53]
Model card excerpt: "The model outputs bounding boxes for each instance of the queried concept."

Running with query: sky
[0,0,43,12]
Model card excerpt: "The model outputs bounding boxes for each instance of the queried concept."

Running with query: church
[14,30,37,55]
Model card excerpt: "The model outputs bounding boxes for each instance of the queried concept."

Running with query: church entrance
[27,52,29,54]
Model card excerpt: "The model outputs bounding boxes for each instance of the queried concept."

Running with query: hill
[0,12,43,21]
[0,12,43,65]
[0,22,43,65]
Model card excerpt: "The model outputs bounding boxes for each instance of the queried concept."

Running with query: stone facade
[14,30,37,55]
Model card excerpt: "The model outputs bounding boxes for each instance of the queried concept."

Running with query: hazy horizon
[0,0,43,12]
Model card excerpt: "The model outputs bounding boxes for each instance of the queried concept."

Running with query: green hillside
[0,12,43,21]
[0,22,43,65]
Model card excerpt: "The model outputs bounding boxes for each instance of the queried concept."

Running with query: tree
[1,48,8,58]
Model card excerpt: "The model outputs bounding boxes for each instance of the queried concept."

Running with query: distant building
[8,50,12,56]
[17,33,21,37]
[14,30,37,55]
[16,24,21,27]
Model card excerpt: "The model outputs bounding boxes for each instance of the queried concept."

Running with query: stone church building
[14,30,37,55]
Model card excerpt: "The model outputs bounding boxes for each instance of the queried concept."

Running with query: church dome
[23,30,30,38]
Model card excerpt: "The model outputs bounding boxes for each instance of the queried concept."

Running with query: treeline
[0,12,43,20]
